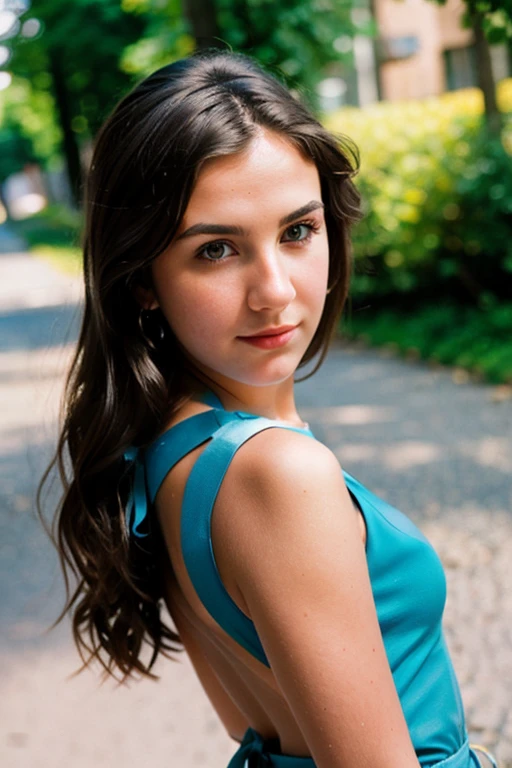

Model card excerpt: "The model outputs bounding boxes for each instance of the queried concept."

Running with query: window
[444,45,477,91]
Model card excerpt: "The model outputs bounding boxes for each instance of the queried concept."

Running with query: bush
[13,204,82,249]
[341,301,512,384]
[443,132,512,297]
[325,80,512,303]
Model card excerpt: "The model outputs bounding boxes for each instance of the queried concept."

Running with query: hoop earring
[138,308,166,349]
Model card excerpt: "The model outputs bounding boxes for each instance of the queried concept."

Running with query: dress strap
[181,413,313,667]
[198,388,225,409]
[145,409,223,503]
[125,406,225,539]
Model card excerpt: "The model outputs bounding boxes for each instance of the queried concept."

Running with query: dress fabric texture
[136,390,482,768]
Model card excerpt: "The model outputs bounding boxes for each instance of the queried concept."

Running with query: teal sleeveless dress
[124,390,485,768]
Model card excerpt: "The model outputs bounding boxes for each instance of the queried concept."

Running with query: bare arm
[218,429,421,768]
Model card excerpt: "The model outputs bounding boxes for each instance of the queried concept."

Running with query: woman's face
[149,129,330,391]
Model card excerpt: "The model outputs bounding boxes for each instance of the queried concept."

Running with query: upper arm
[215,429,420,768]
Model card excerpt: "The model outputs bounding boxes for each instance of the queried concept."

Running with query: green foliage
[32,243,83,274]
[10,203,83,272]
[5,0,367,179]
[341,301,512,384]
[11,0,147,136]
[0,127,35,182]
[325,81,512,301]
[430,0,512,42]
[215,0,364,98]
[0,76,61,172]
[122,0,368,103]
[12,204,83,248]
[121,0,194,74]
[442,130,512,292]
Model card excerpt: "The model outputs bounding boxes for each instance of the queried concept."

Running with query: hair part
[39,49,362,680]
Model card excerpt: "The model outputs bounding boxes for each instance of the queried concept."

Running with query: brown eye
[205,244,224,259]
[282,223,312,242]
[198,241,235,262]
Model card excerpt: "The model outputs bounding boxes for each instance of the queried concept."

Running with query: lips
[237,325,298,350]
[240,324,297,338]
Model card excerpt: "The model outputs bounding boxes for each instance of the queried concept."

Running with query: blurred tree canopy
[122,0,364,98]
[0,127,35,181]
[429,0,512,133]
[429,0,512,41]
[9,0,147,204]
[0,75,59,179]
[7,0,368,205]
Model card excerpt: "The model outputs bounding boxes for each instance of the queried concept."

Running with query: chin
[194,357,298,390]
[230,360,302,388]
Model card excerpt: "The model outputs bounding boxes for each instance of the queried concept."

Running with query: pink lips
[238,325,298,350]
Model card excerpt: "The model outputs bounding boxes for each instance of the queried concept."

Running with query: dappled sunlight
[457,437,512,474]
[0,255,83,314]
[302,404,397,425]
[334,443,377,464]
[335,440,441,471]
[334,362,388,382]
[0,637,234,767]
[0,71,12,90]
[9,192,47,219]
[331,427,512,476]
[382,441,441,470]
[0,344,73,453]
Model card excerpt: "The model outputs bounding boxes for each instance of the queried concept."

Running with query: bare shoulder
[214,424,420,767]
[224,425,346,515]
[212,425,358,585]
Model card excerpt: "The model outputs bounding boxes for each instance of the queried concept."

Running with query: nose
[246,248,296,312]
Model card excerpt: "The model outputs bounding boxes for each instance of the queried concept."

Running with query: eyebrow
[175,200,325,241]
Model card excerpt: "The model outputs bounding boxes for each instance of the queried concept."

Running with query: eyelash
[195,219,322,266]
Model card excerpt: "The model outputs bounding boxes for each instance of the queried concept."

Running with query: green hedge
[325,81,512,302]
[13,204,82,249]
[341,301,512,384]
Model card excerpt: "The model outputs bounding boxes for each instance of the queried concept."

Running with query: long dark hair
[39,50,362,680]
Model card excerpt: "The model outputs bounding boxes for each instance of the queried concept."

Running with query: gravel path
[1,247,510,768]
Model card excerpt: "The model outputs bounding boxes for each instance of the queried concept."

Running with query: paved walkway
[1,245,511,768]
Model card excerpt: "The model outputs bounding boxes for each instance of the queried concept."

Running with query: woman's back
[154,395,318,756]
[144,390,472,767]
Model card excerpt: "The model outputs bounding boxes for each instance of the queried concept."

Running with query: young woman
[43,51,497,768]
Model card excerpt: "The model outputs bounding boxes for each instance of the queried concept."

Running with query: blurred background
[2,0,512,380]
[1,1,511,767]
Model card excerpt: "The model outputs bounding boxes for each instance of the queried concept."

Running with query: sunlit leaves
[0,74,61,171]
[325,81,512,300]
[430,0,512,41]
[122,0,364,104]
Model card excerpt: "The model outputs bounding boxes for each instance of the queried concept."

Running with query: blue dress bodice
[125,390,478,768]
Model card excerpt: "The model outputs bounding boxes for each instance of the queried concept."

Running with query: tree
[429,0,512,134]
[10,0,148,205]
[121,0,368,108]
[6,0,371,204]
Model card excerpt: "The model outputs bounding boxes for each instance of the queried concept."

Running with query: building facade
[371,0,511,102]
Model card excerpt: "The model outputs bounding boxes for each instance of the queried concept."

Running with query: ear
[133,284,159,310]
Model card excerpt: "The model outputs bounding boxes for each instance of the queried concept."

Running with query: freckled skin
[148,130,330,416]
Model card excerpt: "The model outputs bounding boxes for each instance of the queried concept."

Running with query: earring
[138,308,166,349]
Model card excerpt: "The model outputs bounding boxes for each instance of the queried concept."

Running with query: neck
[183,366,306,428]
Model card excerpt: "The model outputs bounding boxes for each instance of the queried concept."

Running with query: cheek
[157,271,236,345]
[302,238,330,314]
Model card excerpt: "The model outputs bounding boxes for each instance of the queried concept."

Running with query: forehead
[182,130,321,223]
